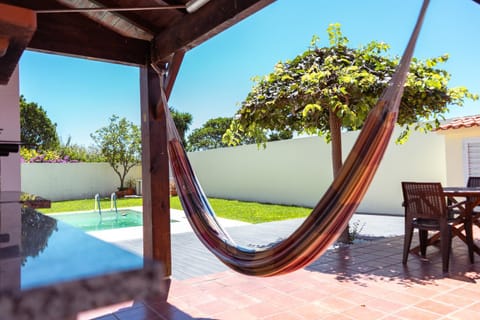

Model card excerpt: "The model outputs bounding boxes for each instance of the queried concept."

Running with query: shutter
[466,141,480,177]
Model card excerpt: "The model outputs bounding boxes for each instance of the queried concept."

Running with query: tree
[188,117,293,152]
[20,95,60,151]
[188,117,233,151]
[224,23,478,242]
[90,115,141,190]
[58,136,105,162]
[170,107,193,146]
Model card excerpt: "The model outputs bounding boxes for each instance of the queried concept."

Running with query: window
[464,138,480,180]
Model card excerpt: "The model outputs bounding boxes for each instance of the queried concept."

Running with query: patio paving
[79,216,480,320]
[100,212,405,280]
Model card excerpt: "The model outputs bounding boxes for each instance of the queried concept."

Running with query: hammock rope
[154,0,430,277]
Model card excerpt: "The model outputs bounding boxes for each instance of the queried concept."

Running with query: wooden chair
[402,182,462,272]
[467,176,480,228]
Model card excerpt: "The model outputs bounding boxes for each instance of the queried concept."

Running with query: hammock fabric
[156,0,430,277]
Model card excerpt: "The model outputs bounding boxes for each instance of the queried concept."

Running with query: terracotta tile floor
[79,230,480,320]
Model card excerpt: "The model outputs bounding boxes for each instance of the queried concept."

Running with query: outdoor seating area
[80,227,480,320]
[75,180,480,319]
[401,179,480,274]
[2,1,480,319]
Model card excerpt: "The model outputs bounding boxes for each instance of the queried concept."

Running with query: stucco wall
[20,126,457,215]
[188,127,447,216]
[189,136,333,208]
[21,163,142,201]
[438,127,480,187]
[354,129,447,215]
[0,66,21,191]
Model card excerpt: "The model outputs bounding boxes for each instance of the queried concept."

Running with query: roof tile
[437,114,480,130]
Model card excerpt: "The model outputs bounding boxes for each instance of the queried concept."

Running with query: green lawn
[39,197,143,214]
[39,196,312,224]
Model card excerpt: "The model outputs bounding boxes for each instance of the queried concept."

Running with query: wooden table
[410,187,480,261]
[443,186,480,260]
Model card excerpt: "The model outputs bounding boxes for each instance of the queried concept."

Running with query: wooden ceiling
[0,0,275,84]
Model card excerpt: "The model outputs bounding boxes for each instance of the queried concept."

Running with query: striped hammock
[157,0,430,276]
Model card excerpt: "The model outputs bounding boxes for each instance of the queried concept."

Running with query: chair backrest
[401,182,448,219]
[467,176,480,188]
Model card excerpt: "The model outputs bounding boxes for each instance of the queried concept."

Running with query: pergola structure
[0,0,275,277]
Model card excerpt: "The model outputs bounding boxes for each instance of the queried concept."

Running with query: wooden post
[140,65,171,276]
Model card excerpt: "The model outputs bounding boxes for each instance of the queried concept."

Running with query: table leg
[464,203,475,263]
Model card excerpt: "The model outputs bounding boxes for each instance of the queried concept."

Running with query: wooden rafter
[163,50,185,99]
[29,11,150,66]
[52,0,185,38]
[52,0,155,41]
[152,0,275,63]
[0,3,36,84]
[0,37,8,57]
[0,0,275,67]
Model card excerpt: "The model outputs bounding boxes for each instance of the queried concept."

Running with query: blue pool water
[51,210,143,231]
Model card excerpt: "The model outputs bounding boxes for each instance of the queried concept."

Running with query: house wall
[0,66,21,191]
[358,129,447,214]
[438,127,480,187]
[188,127,447,215]
[21,163,142,201]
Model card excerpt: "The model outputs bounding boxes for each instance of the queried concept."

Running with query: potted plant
[116,178,136,197]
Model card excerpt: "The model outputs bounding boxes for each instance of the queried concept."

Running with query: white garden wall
[21,163,141,201]
[21,126,459,215]
[188,127,447,216]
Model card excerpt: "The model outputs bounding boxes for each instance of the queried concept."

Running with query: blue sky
[19,0,480,147]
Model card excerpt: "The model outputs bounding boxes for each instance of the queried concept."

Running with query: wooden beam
[0,3,36,85]
[28,12,150,66]
[164,50,185,99]
[52,0,156,41]
[84,0,184,36]
[152,0,275,63]
[0,37,8,57]
[140,64,171,276]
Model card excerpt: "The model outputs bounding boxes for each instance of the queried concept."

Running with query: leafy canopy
[20,95,60,151]
[224,23,478,146]
[187,117,234,151]
[20,136,105,163]
[188,117,293,151]
[90,115,141,189]
[19,96,104,162]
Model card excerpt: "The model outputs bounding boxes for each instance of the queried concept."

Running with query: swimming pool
[51,210,143,232]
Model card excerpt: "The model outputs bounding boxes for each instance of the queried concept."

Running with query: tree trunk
[329,109,350,243]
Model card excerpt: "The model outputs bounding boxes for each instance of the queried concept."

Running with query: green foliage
[187,117,233,151]
[170,107,193,146]
[20,138,104,163]
[189,116,293,151]
[347,219,366,244]
[90,115,141,189]
[20,95,60,151]
[224,23,478,146]
[58,136,105,162]
[20,147,66,163]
